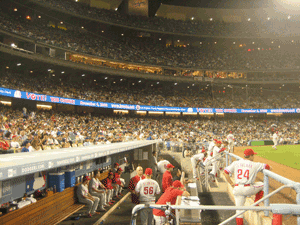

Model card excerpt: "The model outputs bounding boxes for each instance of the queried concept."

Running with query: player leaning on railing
[223,149,271,225]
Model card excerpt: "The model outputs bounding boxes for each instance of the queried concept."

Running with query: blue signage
[0,87,299,113]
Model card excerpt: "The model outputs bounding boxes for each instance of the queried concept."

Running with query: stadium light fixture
[26,16,31,20]
[151,84,153,86]
[192,84,195,86]
[81,26,84,29]
[30,71,33,73]
[138,80,141,83]
[6,66,9,69]
[271,41,274,43]
[121,34,124,36]
[267,17,270,20]
[248,18,251,21]
[17,63,21,66]
[233,42,236,44]
[115,8,118,11]
[52,74,55,76]
[38,16,41,18]
[214,42,217,44]
[14,8,17,12]
[48,69,51,71]
[288,15,291,19]
[200,42,202,44]
[177,40,180,42]
[60,21,63,24]
[82,74,85,76]
[94,80,96,82]
[157,82,159,84]
[61,71,65,74]
[191,17,194,20]
[120,79,123,81]
[159,38,161,40]
[210,18,213,21]
[252,42,255,44]
[11,43,17,48]
[75,0,78,2]
[187,86,190,88]
[132,83,135,85]
[102,30,104,33]
[105,77,108,79]
[113,81,116,84]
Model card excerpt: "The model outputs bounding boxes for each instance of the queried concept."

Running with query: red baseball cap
[83,176,91,182]
[229,131,232,133]
[172,180,184,188]
[166,164,175,169]
[114,163,119,166]
[108,172,114,176]
[145,168,152,175]
[213,139,218,142]
[201,148,206,153]
[216,141,222,144]
[244,149,257,156]
[117,168,123,172]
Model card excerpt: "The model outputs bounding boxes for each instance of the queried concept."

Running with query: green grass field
[250,145,300,170]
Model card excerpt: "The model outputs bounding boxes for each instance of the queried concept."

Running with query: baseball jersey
[192,153,205,162]
[227,134,234,143]
[153,187,184,217]
[273,133,278,141]
[224,159,270,185]
[101,177,113,189]
[114,173,122,185]
[162,170,173,192]
[77,183,89,200]
[208,141,215,153]
[157,160,170,174]
[135,178,160,203]
[212,146,221,157]
[89,178,101,192]
[128,175,145,204]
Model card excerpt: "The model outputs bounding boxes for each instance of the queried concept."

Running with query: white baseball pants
[233,182,264,218]
[153,215,167,225]
[78,196,100,214]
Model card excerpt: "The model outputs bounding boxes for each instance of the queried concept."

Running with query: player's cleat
[87,213,92,218]
[108,202,114,205]
[97,208,106,212]
[110,200,116,203]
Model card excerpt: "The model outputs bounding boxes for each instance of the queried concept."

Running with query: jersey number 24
[237,169,249,180]
[144,187,154,194]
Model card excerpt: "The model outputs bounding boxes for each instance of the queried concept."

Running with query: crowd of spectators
[2,71,300,109]
[1,8,300,72]
[0,105,299,153]
[34,0,300,38]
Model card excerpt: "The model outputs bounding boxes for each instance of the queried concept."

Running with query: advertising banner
[0,87,299,114]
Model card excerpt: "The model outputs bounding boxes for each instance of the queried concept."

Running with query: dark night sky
[158,0,273,9]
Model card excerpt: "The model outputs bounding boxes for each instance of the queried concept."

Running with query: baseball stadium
[0,0,300,224]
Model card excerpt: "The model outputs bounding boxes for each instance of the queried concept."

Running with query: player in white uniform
[135,168,161,225]
[203,139,217,166]
[191,148,206,179]
[227,131,235,153]
[223,149,271,225]
[89,170,108,212]
[209,140,226,181]
[157,159,170,174]
[272,131,278,150]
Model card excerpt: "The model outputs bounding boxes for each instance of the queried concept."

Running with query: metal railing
[225,151,300,225]
[130,203,300,225]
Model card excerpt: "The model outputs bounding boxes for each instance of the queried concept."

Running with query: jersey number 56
[144,187,154,194]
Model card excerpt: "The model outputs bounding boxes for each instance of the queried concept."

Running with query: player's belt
[235,184,251,187]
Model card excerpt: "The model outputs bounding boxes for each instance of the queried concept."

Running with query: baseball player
[88,170,107,212]
[153,180,190,225]
[113,168,124,199]
[77,176,100,218]
[208,138,217,155]
[128,166,145,204]
[157,158,170,189]
[223,149,271,225]
[272,131,278,150]
[135,168,161,225]
[101,172,116,205]
[162,164,174,192]
[209,140,226,181]
[227,131,235,153]
[191,148,206,179]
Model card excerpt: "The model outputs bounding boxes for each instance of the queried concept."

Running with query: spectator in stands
[88,170,107,212]
[153,180,190,225]
[77,175,100,218]
[128,166,145,204]
[21,142,31,153]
